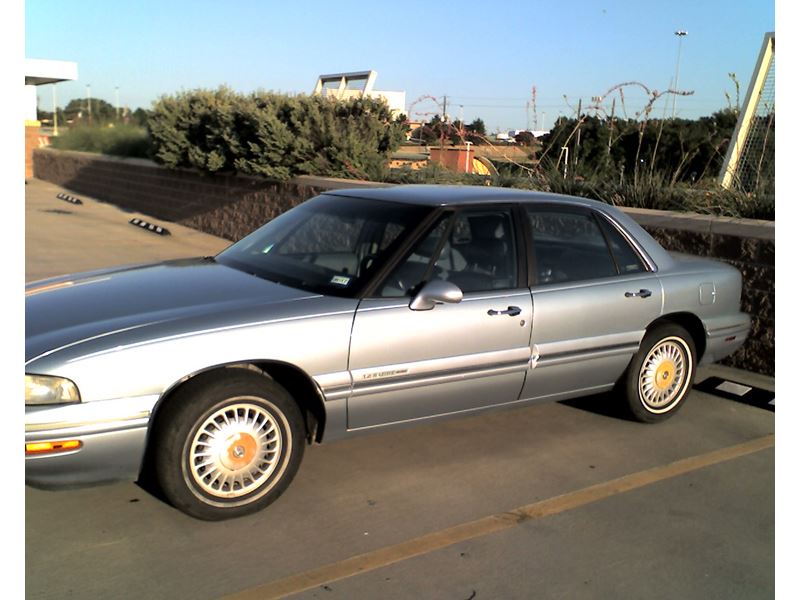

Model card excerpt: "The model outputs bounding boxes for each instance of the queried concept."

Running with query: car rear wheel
[622,324,696,423]
[153,370,305,520]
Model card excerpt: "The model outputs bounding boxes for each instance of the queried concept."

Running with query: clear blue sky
[26,0,774,132]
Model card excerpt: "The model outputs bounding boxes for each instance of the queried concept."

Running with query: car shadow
[558,390,633,421]
[134,447,172,507]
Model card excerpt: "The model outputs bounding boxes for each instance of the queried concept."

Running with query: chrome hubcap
[638,337,691,413]
[188,400,283,499]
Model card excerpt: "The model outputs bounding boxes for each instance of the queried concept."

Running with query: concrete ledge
[621,206,775,241]
[293,175,391,190]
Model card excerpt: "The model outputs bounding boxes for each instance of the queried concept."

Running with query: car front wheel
[153,370,305,520]
[623,324,696,423]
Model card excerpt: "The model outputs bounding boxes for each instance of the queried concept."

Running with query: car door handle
[625,289,653,298]
[488,306,522,316]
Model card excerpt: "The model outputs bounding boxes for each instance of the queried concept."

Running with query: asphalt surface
[25,179,775,599]
[25,179,229,283]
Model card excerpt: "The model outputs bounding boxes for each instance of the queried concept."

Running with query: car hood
[25,258,319,363]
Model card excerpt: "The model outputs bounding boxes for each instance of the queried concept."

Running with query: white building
[25,58,78,123]
[24,58,78,178]
[313,70,406,119]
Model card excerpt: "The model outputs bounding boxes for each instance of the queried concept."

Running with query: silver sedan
[25,185,750,519]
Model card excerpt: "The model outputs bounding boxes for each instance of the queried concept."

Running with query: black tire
[622,324,697,423]
[152,370,305,520]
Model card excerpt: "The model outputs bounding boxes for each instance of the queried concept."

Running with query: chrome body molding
[535,331,643,364]
[25,394,159,437]
[350,347,531,397]
[313,371,352,401]
[536,342,641,367]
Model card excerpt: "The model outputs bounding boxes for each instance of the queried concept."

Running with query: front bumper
[25,394,158,488]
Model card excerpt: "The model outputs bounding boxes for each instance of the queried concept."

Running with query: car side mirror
[409,280,463,311]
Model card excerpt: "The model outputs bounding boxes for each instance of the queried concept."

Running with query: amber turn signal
[25,440,82,455]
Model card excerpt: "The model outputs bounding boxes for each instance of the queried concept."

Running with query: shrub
[147,87,407,181]
[49,125,150,158]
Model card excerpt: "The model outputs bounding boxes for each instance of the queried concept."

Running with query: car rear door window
[527,208,617,284]
[596,216,647,274]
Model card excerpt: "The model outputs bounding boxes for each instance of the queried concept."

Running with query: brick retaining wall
[32,148,775,375]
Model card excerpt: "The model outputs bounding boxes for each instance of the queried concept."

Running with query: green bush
[383,163,489,186]
[147,87,407,181]
[49,125,150,158]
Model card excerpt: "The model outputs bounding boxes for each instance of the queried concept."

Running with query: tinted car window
[528,209,617,284]
[216,195,430,297]
[381,209,518,296]
[597,216,646,274]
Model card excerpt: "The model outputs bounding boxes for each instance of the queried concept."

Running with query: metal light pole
[671,30,688,118]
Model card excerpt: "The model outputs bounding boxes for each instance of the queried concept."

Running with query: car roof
[322,184,607,209]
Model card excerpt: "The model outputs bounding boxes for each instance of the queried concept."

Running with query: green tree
[62,98,118,125]
[514,131,536,146]
[36,107,66,125]
[131,108,150,127]
[466,118,486,136]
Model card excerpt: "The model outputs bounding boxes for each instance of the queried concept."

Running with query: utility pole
[607,97,616,156]
[115,86,120,121]
[52,84,59,136]
[672,30,688,118]
[87,84,92,125]
[574,98,582,167]
[439,95,448,149]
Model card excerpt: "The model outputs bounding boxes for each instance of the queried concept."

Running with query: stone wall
[32,148,388,241]
[25,124,45,179]
[32,148,774,375]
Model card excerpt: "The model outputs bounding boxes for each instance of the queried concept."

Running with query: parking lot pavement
[24,178,775,600]
[25,178,229,282]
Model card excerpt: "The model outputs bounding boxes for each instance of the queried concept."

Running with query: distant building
[24,58,78,178]
[312,70,406,119]
[508,129,549,139]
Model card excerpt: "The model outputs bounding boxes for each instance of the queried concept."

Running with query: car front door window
[380,209,518,296]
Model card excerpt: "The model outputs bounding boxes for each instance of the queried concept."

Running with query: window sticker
[330,275,351,286]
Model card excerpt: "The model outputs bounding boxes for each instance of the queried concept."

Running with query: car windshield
[215,194,431,297]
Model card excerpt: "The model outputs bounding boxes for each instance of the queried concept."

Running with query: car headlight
[25,374,81,405]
